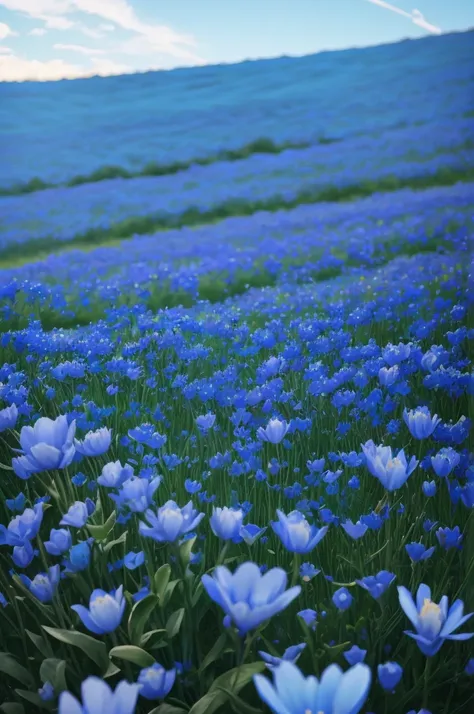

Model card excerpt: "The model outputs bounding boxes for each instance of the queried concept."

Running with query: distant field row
[0,116,472,260]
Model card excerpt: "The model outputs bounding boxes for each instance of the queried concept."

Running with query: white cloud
[0,45,12,53]
[99,22,115,32]
[0,22,16,40]
[53,42,105,55]
[29,27,47,36]
[0,51,131,80]
[365,0,441,35]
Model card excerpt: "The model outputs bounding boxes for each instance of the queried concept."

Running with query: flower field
[0,30,473,714]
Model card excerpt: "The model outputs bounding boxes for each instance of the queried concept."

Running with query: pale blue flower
[271,509,328,554]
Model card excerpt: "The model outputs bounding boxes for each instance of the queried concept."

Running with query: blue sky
[0,0,473,81]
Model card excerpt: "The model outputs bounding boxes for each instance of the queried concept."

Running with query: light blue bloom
[67,542,91,572]
[60,501,89,528]
[124,551,145,570]
[98,460,134,488]
[405,542,435,562]
[240,523,267,545]
[139,500,205,542]
[12,415,76,479]
[0,403,18,432]
[72,586,126,635]
[422,480,437,497]
[202,562,301,634]
[378,365,399,387]
[45,528,72,556]
[0,502,43,546]
[6,492,26,512]
[403,407,441,440]
[39,681,55,702]
[271,509,328,553]
[210,506,244,542]
[343,645,367,665]
[253,661,371,714]
[257,418,289,444]
[361,440,418,491]
[332,587,353,611]
[12,540,35,568]
[398,583,474,656]
[20,565,60,603]
[357,571,396,599]
[109,476,161,512]
[196,413,216,430]
[75,426,112,457]
[259,643,306,670]
[137,663,176,700]
[58,676,140,714]
[431,448,461,478]
[378,662,403,691]
[341,519,368,540]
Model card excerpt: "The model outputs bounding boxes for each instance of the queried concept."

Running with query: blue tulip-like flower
[422,480,437,497]
[20,565,60,603]
[240,523,267,545]
[72,585,126,635]
[259,643,306,670]
[271,509,328,554]
[98,460,134,488]
[210,506,244,542]
[0,502,43,547]
[58,676,140,714]
[343,645,367,665]
[12,540,35,568]
[44,528,72,556]
[257,418,289,444]
[378,662,403,691]
[196,413,216,431]
[137,663,176,700]
[0,403,18,432]
[403,407,441,440]
[38,681,55,702]
[398,583,474,656]
[12,415,76,479]
[109,476,161,512]
[202,562,301,634]
[139,500,205,542]
[405,542,435,562]
[357,571,396,599]
[66,542,91,572]
[332,587,354,611]
[431,447,461,478]
[60,501,90,528]
[75,427,112,457]
[253,661,371,714]
[361,440,418,491]
[341,519,368,540]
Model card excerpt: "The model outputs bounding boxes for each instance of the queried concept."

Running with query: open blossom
[257,418,289,444]
[271,509,328,554]
[12,415,76,479]
[403,407,441,439]
[361,439,418,491]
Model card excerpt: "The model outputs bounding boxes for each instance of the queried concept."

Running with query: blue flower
[196,413,216,430]
[110,476,161,513]
[398,583,474,656]
[184,478,202,494]
[202,562,301,634]
[259,643,306,670]
[362,440,418,491]
[341,519,368,539]
[297,608,317,627]
[465,658,474,676]
[5,492,26,513]
[405,543,435,562]
[12,415,76,479]
[300,562,320,582]
[379,366,399,387]
[38,681,55,702]
[72,586,126,635]
[343,645,367,665]
[257,418,289,444]
[0,502,43,547]
[271,509,328,554]
[253,661,371,714]
[20,565,60,603]
[422,480,437,497]
[332,587,353,611]
[98,460,133,488]
[0,403,18,432]
[357,571,396,599]
[240,523,267,545]
[124,551,145,570]
[58,676,140,714]
[431,448,461,478]
[45,528,72,556]
[403,407,441,440]
[13,540,36,568]
[66,542,91,572]
[377,662,403,691]
[137,663,176,700]
[75,427,112,457]
[436,525,463,550]
[210,506,244,542]
[60,501,89,528]
[139,500,204,542]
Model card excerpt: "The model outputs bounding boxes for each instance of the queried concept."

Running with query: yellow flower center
[420,598,442,620]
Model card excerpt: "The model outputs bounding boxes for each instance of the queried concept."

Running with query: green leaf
[42,626,108,670]
[162,579,180,608]
[153,564,171,600]
[14,691,48,710]
[199,633,228,674]
[139,629,167,649]
[39,658,68,693]
[103,531,127,554]
[0,653,34,688]
[87,510,116,540]
[147,706,188,714]
[214,687,263,714]
[25,630,53,659]
[0,704,25,714]
[109,645,155,668]
[128,593,159,644]
[104,661,121,679]
[166,608,185,639]
[323,641,350,658]
[188,691,226,714]
[209,662,266,693]
[179,537,196,567]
